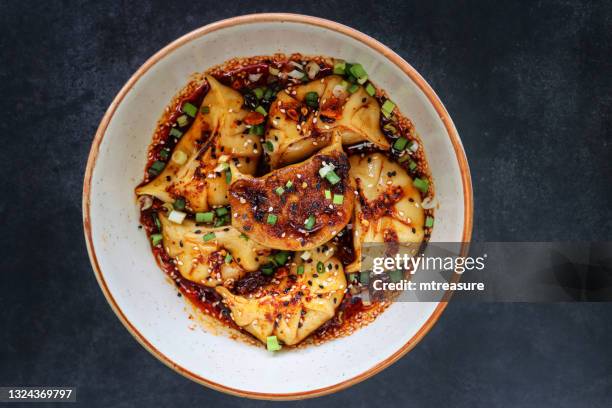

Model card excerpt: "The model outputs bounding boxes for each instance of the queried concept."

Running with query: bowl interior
[85,16,469,397]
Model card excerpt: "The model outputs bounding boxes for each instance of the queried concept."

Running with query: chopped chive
[333,60,346,75]
[413,177,429,194]
[304,215,315,230]
[275,187,285,196]
[297,265,305,275]
[173,197,186,211]
[215,207,228,216]
[249,124,264,136]
[150,233,163,246]
[153,213,162,231]
[255,105,267,116]
[264,141,274,152]
[148,160,165,176]
[365,82,376,96]
[253,87,264,99]
[225,169,231,184]
[200,105,210,114]
[267,214,278,225]
[285,180,293,189]
[202,232,216,242]
[304,91,319,108]
[159,148,170,160]
[360,271,370,285]
[225,253,233,263]
[347,83,359,94]
[349,63,368,84]
[393,137,408,151]
[425,216,435,228]
[409,160,418,171]
[332,194,344,205]
[273,251,290,266]
[182,102,198,118]
[169,127,183,138]
[324,190,332,200]
[176,114,189,127]
[266,335,282,352]
[196,212,214,223]
[325,170,341,185]
[389,269,403,282]
[381,100,396,118]
[261,265,275,275]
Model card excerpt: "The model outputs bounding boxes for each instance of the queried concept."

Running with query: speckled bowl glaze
[83,13,472,400]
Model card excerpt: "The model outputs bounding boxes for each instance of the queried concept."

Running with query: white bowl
[83,13,472,400]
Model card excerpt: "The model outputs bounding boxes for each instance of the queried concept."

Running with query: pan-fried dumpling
[159,213,271,287]
[136,75,261,211]
[347,153,425,273]
[216,244,346,345]
[228,132,354,250]
[265,75,389,168]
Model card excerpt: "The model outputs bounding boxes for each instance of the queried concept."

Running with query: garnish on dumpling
[216,244,346,346]
[136,75,261,212]
[347,153,425,273]
[159,213,271,287]
[228,132,354,250]
[265,75,390,168]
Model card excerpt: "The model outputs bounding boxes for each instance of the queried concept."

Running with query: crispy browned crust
[229,149,354,250]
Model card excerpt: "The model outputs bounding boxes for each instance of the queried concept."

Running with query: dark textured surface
[1,1,611,407]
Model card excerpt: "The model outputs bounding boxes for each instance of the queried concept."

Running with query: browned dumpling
[228,133,354,250]
[159,213,271,287]
[347,153,425,273]
[265,75,390,168]
[136,75,261,211]
[216,244,346,345]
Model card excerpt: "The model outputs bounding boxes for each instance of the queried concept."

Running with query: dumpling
[216,244,346,346]
[347,153,425,273]
[228,132,354,250]
[265,75,389,168]
[136,75,261,211]
[159,213,271,287]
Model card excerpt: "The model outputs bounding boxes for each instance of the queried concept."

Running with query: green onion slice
[324,190,331,200]
[202,232,216,242]
[253,87,264,99]
[365,82,376,96]
[150,233,163,246]
[182,102,198,118]
[381,100,396,118]
[255,106,267,116]
[304,91,319,108]
[275,187,285,196]
[196,212,214,223]
[304,215,315,230]
[169,127,183,138]
[173,197,186,211]
[297,265,305,275]
[316,261,324,273]
[266,335,282,352]
[413,177,429,194]
[176,114,189,127]
[215,207,228,216]
[333,60,346,75]
[425,216,435,228]
[332,194,344,205]
[325,170,341,185]
[267,214,278,225]
[225,253,233,263]
[393,137,408,151]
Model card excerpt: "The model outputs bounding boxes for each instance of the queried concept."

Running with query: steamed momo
[159,214,271,287]
[347,153,425,273]
[216,244,346,345]
[136,75,261,212]
[265,75,390,168]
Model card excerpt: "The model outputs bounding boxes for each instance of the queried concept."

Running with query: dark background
[1,1,611,407]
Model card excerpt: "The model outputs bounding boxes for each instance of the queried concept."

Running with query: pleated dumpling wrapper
[228,132,354,250]
[216,244,346,346]
[265,75,390,168]
[347,153,425,273]
[159,213,271,287]
[136,75,261,212]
